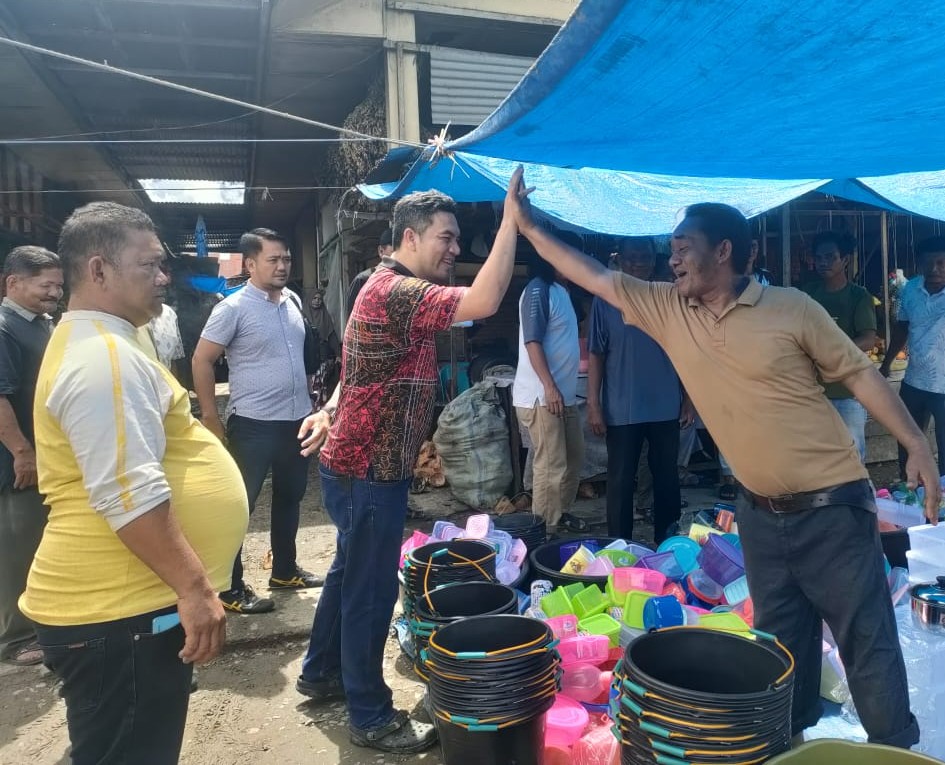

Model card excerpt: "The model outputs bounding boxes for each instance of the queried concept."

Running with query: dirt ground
[0,461,903,764]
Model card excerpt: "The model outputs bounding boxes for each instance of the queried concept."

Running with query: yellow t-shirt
[21,310,248,626]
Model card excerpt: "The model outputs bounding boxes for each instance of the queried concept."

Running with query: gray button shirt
[201,282,312,421]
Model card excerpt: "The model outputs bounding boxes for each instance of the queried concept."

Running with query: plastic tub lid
[546,693,589,745]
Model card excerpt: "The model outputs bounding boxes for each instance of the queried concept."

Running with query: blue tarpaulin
[359,0,945,232]
[359,151,829,235]
[450,0,945,180]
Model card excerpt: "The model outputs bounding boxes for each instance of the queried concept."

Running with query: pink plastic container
[557,634,610,667]
[546,613,579,640]
[612,567,666,595]
[545,694,589,748]
[572,718,619,765]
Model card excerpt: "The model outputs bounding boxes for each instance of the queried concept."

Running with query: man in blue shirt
[882,236,945,475]
[587,238,690,542]
[513,247,583,534]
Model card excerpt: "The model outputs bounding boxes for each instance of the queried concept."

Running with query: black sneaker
[349,710,438,754]
[269,566,324,589]
[219,584,275,614]
[296,674,345,703]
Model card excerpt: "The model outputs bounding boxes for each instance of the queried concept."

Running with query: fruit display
[868,338,908,371]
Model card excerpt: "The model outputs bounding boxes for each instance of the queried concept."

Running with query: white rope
[0,36,424,149]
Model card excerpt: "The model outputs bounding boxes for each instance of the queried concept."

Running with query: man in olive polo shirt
[507,190,939,749]
[804,230,877,460]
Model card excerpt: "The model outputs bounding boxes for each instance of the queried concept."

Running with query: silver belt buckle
[768,493,793,513]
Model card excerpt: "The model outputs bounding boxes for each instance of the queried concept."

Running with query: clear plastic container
[572,719,619,765]
[908,524,945,564]
[560,662,603,702]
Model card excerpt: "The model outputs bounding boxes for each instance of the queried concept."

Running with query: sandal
[559,513,589,532]
[5,641,44,667]
[349,709,438,754]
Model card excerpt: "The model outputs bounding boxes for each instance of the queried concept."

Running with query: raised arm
[507,186,619,306]
[453,166,526,323]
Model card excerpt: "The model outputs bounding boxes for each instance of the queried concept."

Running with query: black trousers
[36,606,193,765]
[897,381,945,476]
[226,414,311,592]
[736,491,918,747]
[605,420,681,543]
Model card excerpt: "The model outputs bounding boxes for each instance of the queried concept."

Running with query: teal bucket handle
[655,755,690,765]
[640,721,672,739]
[750,627,778,642]
[468,723,498,732]
[652,740,687,758]
[449,714,479,725]
[621,679,647,698]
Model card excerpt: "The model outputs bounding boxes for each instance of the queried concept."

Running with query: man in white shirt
[882,236,945,475]
[513,242,583,533]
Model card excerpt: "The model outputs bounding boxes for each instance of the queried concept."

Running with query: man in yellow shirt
[21,202,248,765]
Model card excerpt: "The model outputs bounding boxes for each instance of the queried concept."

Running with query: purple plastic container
[697,535,745,586]
[634,552,685,581]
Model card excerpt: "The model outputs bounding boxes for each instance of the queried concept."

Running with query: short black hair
[3,245,60,280]
[392,190,457,249]
[812,230,857,258]
[681,203,752,274]
[528,251,557,285]
[58,202,156,288]
[240,228,288,258]
[618,236,656,259]
[916,236,945,261]
[378,228,393,247]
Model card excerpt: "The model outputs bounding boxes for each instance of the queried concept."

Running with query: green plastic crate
[578,612,622,647]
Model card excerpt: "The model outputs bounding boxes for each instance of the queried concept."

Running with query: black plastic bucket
[428,613,553,660]
[437,714,546,765]
[624,628,792,700]
[493,512,547,552]
[412,582,518,676]
[403,540,497,620]
[615,629,794,764]
[529,536,625,588]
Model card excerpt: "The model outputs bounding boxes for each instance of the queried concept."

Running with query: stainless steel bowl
[910,575,945,633]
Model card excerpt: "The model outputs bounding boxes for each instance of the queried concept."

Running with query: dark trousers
[226,414,310,592]
[0,487,48,658]
[606,420,681,543]
[301,464,410,730]
[736,491,918,747]
[35,607,193,765]
[898,381,945,475]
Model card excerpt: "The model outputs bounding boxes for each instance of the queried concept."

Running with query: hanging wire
[0,35,422,148]
[12,48,385,143]
[1,138,388,145]
[0,186,352,194]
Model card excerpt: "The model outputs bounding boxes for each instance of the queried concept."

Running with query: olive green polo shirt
[612,273,870,496]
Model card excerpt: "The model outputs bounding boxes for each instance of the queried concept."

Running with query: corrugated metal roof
[430,47,533,126]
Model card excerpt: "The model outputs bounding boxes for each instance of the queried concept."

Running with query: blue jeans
[35,606,193,764]
[830,398,868,462]
[226,415,310,591]
[301,464,410,730]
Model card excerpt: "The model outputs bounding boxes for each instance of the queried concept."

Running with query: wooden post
[781,202,792,287]
[881,211,891,342]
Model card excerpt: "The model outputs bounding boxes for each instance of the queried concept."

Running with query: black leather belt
[745,479,873,514]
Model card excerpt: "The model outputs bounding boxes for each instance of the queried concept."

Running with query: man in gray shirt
[0,246,62,665]
[193,228,323,614]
